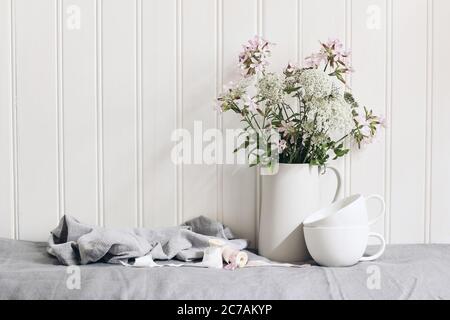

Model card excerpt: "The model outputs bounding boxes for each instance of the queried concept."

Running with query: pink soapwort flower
[247,37,259,49]
[352,109,386,147]
[359,114,386,146]
[356,114,371,132]
[278,121,295,139]
[339,49,352,61]
[214,100,224,113]
[243,95,258,113]
[304,52,326,68]
[325,38,350,59]
[215,80,249,114]
[284,61,298,74]
[344,65,355,74]
[325,37,342,48]
[317,38,353,83]
[276,139,287,154]
[356,113,368,126]
[222,81,237,92]
[238,36,273,77]
[359,135,375,146]
[290,135,296,144]
[378,116,387,128]
[360,125,372,137]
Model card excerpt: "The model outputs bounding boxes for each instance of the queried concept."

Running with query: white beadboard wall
[0,0,449,244]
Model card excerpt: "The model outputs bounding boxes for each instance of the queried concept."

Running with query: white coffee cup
[303,194,385,228]
[304,225,386,267]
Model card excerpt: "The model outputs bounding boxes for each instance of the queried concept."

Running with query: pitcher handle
[324,166,342,203]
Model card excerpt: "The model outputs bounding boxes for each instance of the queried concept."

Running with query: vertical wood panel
[350,0,387,237]
[302,0,347,205]
[390,0,427,243]
[102,0,137,227]
[176,0,183,225]
[431,0,450,243]
[62,0,97,225]
[261,2,298,243]
[142,0,177,228]
[222,0,257,244]
[181,0,217,222]
[15,0,59,240]
[302,0,346,54]
[262,0,298,71]
[0,0,14,238]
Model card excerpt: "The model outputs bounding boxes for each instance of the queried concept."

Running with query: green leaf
[257,108,265,117]
[233,140,250,153]
[344,92,355,104]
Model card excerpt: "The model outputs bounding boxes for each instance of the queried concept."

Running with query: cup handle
[365,194,386,226]
[359,232,386,262]
[323,166,342,203]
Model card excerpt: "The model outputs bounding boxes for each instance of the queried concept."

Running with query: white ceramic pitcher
[258,164,341,262]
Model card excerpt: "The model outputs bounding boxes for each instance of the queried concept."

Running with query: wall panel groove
[11,0,19,239]
[424,0,433,243]
[215,0,224,223]
[344,0,352,199]
[0,0,15,239]
[95,0,105,227]
[175,0,183,225]
[385,0,393,243]
[136,0,143,228]
[56,0,65,221]
[255,0,263,248]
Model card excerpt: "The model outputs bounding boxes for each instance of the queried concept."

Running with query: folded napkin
[47,215,247,266]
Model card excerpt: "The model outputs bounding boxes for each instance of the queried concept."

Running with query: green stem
[323,60,329,72]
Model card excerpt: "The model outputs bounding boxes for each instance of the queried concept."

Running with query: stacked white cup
[303,194,386,267]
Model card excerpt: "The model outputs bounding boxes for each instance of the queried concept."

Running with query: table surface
[1,238,449,300]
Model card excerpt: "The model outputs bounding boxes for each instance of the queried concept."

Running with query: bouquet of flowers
[216,36,385,167]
